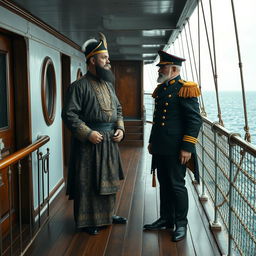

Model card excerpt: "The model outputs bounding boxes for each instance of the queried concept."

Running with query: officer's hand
[112,129,124,142]
[148,143,152,154]
[88,131,103,144]
[180,150,191,165]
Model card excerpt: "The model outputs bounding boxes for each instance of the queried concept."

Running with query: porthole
[77,68,83,79]
[41,57,56,126]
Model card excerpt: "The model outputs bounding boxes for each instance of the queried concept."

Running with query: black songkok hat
[157,50,186,66]
[82,32,108,59]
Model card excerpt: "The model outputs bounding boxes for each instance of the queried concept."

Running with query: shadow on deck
[24,142,221,256]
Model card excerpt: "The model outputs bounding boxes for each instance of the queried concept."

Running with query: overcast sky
[144,0,256,92]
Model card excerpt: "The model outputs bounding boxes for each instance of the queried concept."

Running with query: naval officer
[143,50,202,242]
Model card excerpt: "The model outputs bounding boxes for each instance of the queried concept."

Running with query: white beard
[157,73,169,83]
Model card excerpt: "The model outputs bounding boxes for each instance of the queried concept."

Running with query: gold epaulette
[178,80,201,98]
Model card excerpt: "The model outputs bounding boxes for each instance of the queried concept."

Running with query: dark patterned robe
[62,71,124,228]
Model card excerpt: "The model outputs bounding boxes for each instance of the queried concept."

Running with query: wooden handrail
[0,136,50,170]
[202,116,256,156]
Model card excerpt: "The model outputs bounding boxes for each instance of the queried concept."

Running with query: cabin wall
[28,40,64,207]
[71,58,86,82]
[0,5,86,209]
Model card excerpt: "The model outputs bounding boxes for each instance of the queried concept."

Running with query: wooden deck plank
[121,148,145,256]
[187,176,221,255]
[46,206,77,256]
[115,146,134,205]
[80,228,111,256]
[65,146,139,256]
[24,133,221,256]
[159,230,179,256]
[142,163,160,256]
[24,191,75,256]
[105,147,142,256]
[156,177,182,256]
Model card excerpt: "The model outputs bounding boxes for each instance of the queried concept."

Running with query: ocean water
[144,91,256,146]
[202,91,256,145]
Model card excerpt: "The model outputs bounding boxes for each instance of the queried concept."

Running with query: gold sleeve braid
[183,135,197,144]
[116,120,125,131]
[75,123,92,141]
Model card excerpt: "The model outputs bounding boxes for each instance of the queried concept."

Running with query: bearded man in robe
[62,32,127,235]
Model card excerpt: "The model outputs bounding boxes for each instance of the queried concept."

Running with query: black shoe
[172,226,187,242]
[83,227,100,235]
[112,215,127,224]
[143,218,174,230]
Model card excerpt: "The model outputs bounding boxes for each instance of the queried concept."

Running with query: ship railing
[144,94,256,256]
[0,135,50,256]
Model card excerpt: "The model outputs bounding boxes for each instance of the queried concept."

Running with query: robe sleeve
[61,80,92,142]
[116,98,125,132]
[108,82,125,133]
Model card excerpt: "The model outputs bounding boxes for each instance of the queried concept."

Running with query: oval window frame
[41,57,57,126]
[76,68,83,79]
[76,68,83,80]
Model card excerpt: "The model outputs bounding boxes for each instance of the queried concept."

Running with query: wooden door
[112,61,143,119]
[61,54,71,181]
[0,33,17,235]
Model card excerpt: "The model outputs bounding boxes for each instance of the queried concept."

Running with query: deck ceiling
[10,0,197,63]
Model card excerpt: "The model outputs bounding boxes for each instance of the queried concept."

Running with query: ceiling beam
[108,46,159,55]
[110,53,157,61]
[103,15,176,30]
[168,0,198,45]
[116,36,166,45]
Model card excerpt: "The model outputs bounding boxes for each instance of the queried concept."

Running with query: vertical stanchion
[37,150,41,227]
[28,154,33,239]
[47,148,50,217]
[18,161,23,253]
[8,166,13,255]
[42,155,45,206]
[200,125,208,201]
[210,130,221,230]
[0,172,3,255]
[228,143,234,255]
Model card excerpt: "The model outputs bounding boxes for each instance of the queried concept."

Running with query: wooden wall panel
[112,61,143,119]
[61,54,71,181]
[12,35,32,223]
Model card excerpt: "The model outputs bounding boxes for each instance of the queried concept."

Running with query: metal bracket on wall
[0,138,5,160]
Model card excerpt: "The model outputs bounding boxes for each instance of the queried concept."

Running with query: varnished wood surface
[23,130,221,256]
[112,61,143,119]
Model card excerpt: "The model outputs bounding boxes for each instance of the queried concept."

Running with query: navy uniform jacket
[149,75,202,181]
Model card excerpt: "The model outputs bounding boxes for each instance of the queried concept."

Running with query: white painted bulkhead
[0,5,86,209]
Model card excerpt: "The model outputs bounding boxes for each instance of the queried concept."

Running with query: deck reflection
[24,128,221,256]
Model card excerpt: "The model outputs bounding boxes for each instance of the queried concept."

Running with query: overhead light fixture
[142,44,161,48]
[143,53,157,57]
[142,30,166,37]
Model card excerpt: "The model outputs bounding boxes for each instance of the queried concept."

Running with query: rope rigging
[230,0,251,143]
[208,0,224,126]
[183,23,204,113]
[179,32,188,80]
[196,2,207,116]
[145,0,252,144]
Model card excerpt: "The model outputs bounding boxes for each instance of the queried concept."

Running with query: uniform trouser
[155,154,188,227]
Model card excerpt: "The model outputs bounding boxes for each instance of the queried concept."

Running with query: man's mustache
[105,64,111,69]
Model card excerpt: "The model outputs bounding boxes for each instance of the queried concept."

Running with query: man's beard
[95,64,115,84]
[157,73,168,83]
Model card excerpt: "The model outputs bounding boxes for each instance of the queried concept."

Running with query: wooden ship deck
[24,128,221,256]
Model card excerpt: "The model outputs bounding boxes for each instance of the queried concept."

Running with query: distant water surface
[202,91,256,145]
